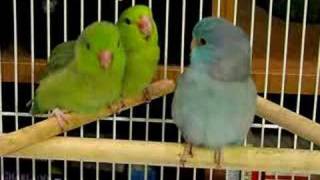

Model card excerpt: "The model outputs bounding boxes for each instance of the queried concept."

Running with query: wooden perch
[5,137,320,174]
[1,77,320,167]
[256,96,320,146]
[0,80,175,155]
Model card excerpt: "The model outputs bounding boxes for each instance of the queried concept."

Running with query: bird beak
[138,15,152,37]
[191,38,197,50]
[98,50,112,69]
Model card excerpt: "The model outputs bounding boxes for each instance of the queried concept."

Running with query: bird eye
[199,38,206,46]
[124,18,131,25]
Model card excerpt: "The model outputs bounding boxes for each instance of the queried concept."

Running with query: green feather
[31,21,126,115]
[41,41,76,79]
[117,5,160,98]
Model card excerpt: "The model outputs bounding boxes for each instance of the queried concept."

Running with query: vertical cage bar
[278,0,291,148]
[13,0,20,179]
[30,0,36,179]
[160,0,170,180]
[148,0,152,8]
[243,0,256,179]
[294,0,308,150]
[249,0,255,59]
[98,0,101,21]
[162,0,170,141]
[233,0,238,25]
[259,0,273,179]
[112,113,116,180]
[143,165,148,180]
[261,0,273,147]
[63,0,68,178]
[46,0,52,178]
[193,168,197,180]
[79,0,85,179]
[209,169,213,180]
[115,0,119,22]
[194,0,203,177]
[128,112,133,180]
[275,1,291,179]
[179,0,186,74]
[64,0,67,41]
[145,0,151,164]
[294,1,309,179]
[96,0,102,174]
[217,0,221,17]
[46,0,51,57]
[176,0,186,179]
[199,0,203,20]
[80,0,84,31]
[112,2,119,179]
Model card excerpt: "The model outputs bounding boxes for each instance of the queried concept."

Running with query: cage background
[0,0,319,179]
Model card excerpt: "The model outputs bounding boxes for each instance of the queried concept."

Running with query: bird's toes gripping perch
[143,88,152,103]
[179,143,193,167]
[49,108,69,130]
[108,101,125,115]
[214,148,223,168]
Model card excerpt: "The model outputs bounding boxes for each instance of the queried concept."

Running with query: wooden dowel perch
[0,80,175,155]
[1,77,320,172]
[5,137,320,174]
[256,96,320,146]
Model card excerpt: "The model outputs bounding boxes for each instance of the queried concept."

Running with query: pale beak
[98,50,112,69]
[191,38,197,50]
[138,15,152,37]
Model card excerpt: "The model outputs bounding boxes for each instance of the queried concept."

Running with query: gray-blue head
[191,17,251,81]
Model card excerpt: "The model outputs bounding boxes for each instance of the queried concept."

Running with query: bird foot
[214,149,223,169]
[49,108,68,131]
[108,101,125,115]
[179,143,193,167]
[143,88,152,104]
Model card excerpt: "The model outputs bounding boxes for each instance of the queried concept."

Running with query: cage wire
[0,0,320,179]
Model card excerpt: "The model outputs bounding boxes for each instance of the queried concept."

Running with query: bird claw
[143,88,152,104]
[49,108,68,131]
[214,149,223,168]
[109,102,125,115]
[179,143,193,167]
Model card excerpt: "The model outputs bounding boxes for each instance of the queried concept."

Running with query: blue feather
[172,17,256,176]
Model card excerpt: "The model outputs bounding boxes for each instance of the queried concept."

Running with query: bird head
[118,5,158,49]
[75,21,122,74]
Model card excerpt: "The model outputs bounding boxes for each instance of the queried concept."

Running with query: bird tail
[29,99,41,115]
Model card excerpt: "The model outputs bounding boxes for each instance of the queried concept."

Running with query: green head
[75,21,122,74]
[117,5,158,50]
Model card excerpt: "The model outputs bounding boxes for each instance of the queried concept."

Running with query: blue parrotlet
[172,17,256,172]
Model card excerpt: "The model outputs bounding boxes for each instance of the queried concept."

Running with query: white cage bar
[0,0,319,180]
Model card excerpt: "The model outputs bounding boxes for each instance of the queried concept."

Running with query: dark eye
[124,18,131,25]
[199,38,206,46]
[117,40,121,47]
[85,41,90,50]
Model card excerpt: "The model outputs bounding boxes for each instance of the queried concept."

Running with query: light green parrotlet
[31,21,126,128]
[117,5,160,99]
